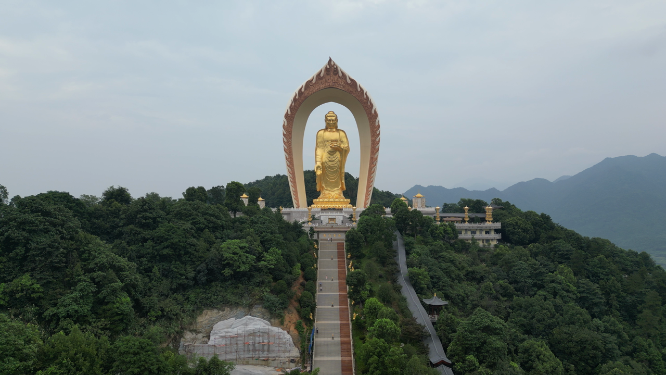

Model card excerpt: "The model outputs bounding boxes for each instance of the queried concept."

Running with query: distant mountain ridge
[404,153,666,265]
[553,175,571,183]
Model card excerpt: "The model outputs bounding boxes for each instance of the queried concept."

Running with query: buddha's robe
[315,128,349,199]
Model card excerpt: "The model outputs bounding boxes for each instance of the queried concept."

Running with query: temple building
[412,193,426,209]
[423,294,448,322]
[242,191,501,246]
[403,193,502,247]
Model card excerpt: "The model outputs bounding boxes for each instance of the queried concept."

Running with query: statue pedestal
[311,198,352,209]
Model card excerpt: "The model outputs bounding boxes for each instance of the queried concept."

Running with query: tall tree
[182,186,207,202]
[247,186,262,206]
[207,185,226,205]
[448,307,509,370]
[110,336,168,375]
[518,339,564,375]
[224,181,245,217]
[38,326,110,374]
[0,184,8,205]
[0,314,42,374]
[345,228,365,258]
[102,186,132,205]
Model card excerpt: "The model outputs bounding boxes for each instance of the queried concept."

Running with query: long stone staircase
[312,238,354,375]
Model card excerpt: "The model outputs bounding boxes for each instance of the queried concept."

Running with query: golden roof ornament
[485,205,493,223]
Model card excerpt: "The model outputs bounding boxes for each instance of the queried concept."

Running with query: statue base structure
[311,198,353,209]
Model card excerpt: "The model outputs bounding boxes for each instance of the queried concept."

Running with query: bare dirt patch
[281,273,306,344]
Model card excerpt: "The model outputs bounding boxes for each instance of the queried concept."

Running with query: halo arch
[283,58,380,208]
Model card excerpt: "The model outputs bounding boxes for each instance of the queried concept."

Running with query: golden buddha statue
[311,111,352,208]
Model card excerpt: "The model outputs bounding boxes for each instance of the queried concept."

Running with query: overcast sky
[1,0,665,199]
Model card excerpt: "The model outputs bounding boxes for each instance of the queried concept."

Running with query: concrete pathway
[394,232,454,375]
[313,239,354,375]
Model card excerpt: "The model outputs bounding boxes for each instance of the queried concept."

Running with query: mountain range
[404,153,666,266]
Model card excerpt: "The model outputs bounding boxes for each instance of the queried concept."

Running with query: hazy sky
[2,0,665,199]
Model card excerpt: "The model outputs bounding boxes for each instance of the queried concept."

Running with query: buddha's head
[325,111,338,130]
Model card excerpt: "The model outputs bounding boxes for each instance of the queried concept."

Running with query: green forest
[346,197,666,374]
[2,176,666,375]
[343,203,459,375]
[0,183,317,374]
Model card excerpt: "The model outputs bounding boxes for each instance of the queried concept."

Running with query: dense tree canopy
[4,177,664,374]
[0,183,314,374]
[345,211,439,374]
[406,198,666,374]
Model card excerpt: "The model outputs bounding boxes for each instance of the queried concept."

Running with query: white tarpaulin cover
[182,316,299,361]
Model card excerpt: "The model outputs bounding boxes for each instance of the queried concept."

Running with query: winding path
[394,232,454,375]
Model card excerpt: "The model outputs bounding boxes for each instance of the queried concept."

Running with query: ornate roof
[423,295,448,306]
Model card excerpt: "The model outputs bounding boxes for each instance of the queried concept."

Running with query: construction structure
[181,316,299,368]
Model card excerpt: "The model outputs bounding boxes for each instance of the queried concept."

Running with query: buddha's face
[325,112,338,130]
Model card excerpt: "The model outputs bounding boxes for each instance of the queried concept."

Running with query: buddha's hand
[315,163,322,175]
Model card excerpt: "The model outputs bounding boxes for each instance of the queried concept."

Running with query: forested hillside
[395,197,666,374]
[3,177,664,374]
[404,153,666,266]
[0,184,316,374]
[343,204,459,374]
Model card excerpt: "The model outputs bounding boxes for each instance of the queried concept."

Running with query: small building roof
[240,193,249,198]
[423,295,449,306]
[414,193,424,198]
[258,197,264,201]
